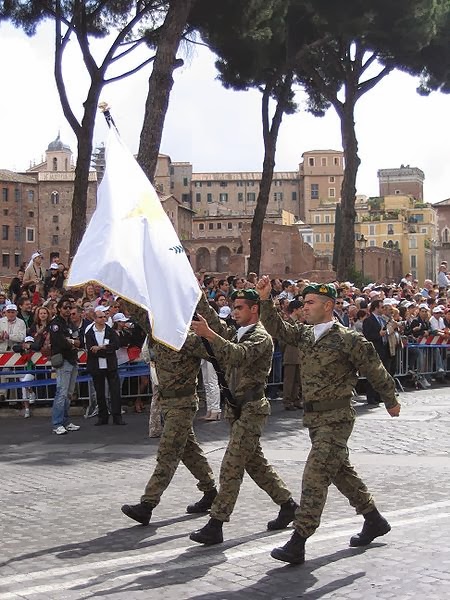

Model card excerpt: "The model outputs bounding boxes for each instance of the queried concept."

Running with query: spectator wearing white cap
[0,304,26,352]
[43,263,65,297]
[23,251,45,296]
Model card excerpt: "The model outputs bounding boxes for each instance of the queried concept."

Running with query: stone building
[0,170,39,276]
[23,134,98,268]
[377,165,424,200]
[433,197,450,267]
[155,149,344,224]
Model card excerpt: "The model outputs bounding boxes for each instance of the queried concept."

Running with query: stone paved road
[1,385,450,600]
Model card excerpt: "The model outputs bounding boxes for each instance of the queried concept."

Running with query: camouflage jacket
[153,331,209,409]
[260,299,398,424]
[197,296,273,409]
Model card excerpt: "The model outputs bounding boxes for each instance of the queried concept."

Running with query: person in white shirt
[0,304,26,352]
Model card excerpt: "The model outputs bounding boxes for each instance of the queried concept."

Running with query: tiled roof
[0,169,37,184]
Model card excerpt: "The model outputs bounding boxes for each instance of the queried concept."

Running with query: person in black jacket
[85,306,126,426]
[49,296,81,435]
[362,300,390,405]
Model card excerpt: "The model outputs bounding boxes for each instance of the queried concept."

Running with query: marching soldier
[121,330,218,525]
[189,289,298,545]
[257,278,400,565]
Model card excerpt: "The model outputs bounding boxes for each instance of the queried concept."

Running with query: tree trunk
[137,0,194,183]
[248,75,292,276]
[69,85,102,259]
[336,100,360,281]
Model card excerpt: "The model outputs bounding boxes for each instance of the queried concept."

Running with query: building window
[219,193,228,202]
[274,192,283,202]
[410,213,424,222]
[308,157,315,167]
[208,223,214,230]
[329,188,336,198]
[442,228,449,243]
[238,193,244,202]
[52,235,59,245]
[3,209,7,216]
[183,177,188,186]
[369,225,376,235]
[207,193,213,203]
[28,211,34,217]
[369,240,376,247]
[238,222,243,229]
[2,188,8,201]
[14,253,20,267]
[314,215,320,224]
[410,255,417,269]
[14,188,20,201]
[315,233,321,243]
[227,222,233,230]
[195,193,201,203]
[52,215,59,223]
[53,157,57,171]
[248,181,255,186]
[194,181,202,188]
[274,180,282,187]
[329,176,335,183]
[334,157,340,166]
[325,233,331,242]
[199,223,204,230]
[2,254,10,268]
[421,228,427,234]
[236,181,244,187]
[409,237,417,249]
[170,165,174,175]
[2,225,9,240]
[247,192,256,202]
[321,157,327,167]
[325,215,330,223]
[217,222,222,230]
[292,191,297,201]
[170,181,174,190]
[219,181,228,187]
[387,224,394,235]
[51,191,59,205]
[181,193,190,203]
[207,181,212,187]
[14,226,21,241]
[311,184,319,199]
[26,227,35,242]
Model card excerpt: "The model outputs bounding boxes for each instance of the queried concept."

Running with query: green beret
[302,283,337,300]
[230,289,260,302]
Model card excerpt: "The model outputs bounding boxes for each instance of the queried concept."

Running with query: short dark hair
[370,299,383,312]
[57,295,73,311]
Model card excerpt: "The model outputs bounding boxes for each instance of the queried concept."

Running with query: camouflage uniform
[260,298,398,538]
[140,332,216,506]
[197,297,292,522]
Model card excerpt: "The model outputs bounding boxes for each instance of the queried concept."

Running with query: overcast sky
[1,20,449,203]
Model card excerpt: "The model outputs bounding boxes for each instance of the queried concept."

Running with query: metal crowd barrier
[0,351,151,405]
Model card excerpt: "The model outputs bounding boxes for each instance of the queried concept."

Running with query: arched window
[53,157,57,171]
[51,191,59,205]
[442,227,449,243]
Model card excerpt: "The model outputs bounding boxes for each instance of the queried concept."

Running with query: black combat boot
[189,518,224,545]
[349,508,391,547]
[267,498,299,531]
[186,488,218,514]
[121,502,153,526]
[271,531,306,564]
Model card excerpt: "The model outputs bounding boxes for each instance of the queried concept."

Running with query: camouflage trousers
[211,409,291,522]
[148,386,163,438]
[141,404,216,507]
[295,420,374,538]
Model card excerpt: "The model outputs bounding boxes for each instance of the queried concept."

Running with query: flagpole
[98,101,119,132]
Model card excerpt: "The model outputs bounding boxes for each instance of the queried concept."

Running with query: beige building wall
[300,150,344,221]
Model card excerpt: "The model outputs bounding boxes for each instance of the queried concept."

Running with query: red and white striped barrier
[416,335,450,345]
[0,351,87,367]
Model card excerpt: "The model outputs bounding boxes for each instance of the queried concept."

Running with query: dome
[47,132,71,152]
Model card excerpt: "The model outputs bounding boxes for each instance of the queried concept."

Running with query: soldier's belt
[159,386,196,399]
[303,397,350,413]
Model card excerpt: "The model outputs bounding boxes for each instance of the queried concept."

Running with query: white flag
[67,127,201,351]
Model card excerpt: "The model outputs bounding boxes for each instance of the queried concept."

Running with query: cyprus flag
[67,127,201,350]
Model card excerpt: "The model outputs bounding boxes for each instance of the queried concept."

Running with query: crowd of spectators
[1,253,450,420]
